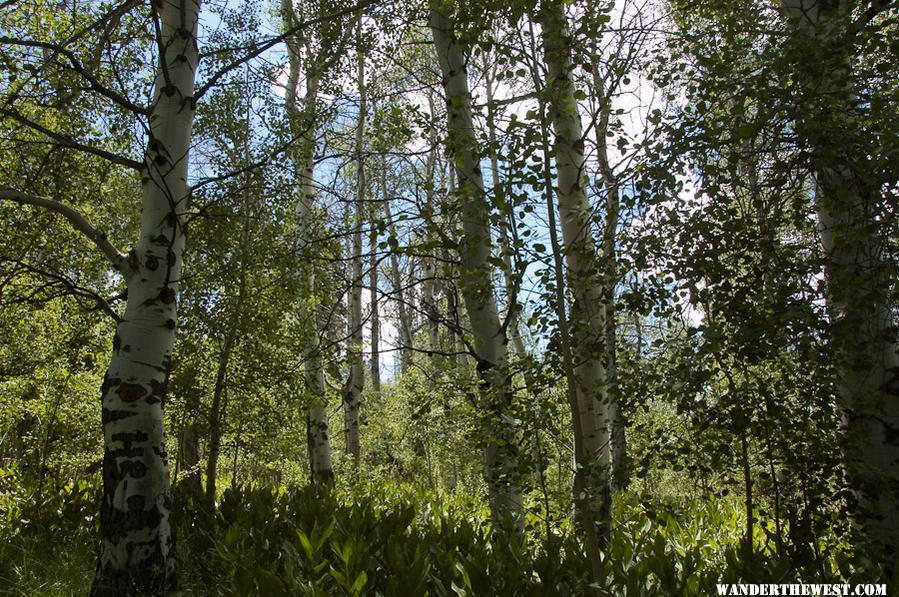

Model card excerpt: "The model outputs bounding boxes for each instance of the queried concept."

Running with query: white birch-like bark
[484,63,527,360]
[343,23,366,465]
[539,1,612,544]
[92,0,200,593]
[430,0,523,529]
[384,196,415,373]
[283,0,334,483]
[590,57,627,491]
[781,0,899,564]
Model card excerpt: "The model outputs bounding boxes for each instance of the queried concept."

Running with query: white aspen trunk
[484,64,527,360]
[590,58,627,491]
[782,0,899,565]
[539,1,612,545]
[283,10,334,483]
[301,137,334,483]
[430,0,523,530]
[422,94,442,356]
[92,0,200,593]
[342,26,366,465]
[369,218,381,394]
[383,187,414,373]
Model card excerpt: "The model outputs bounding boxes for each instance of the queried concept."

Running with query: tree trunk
[92,0,200,593]
[343,23,366,466]
[782,0,899,567]
[383,187,414,373]
[283,1,334,484]
[175,368,202,498]
[369,214,381,394]
[539,0,612,548]
[430,0,523,530]
[590,58,627,491]
[421,93,442,357]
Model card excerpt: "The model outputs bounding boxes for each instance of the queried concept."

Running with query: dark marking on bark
[102,408,138,424]
[159,287,176,304]
[149,378,168,398]
[112,334,121,352]
[151,234,169,245]
[167,250,176,267]
[164,318,175,329]
[126,494,146,512]
[100,375,119,397]
[122,344,131,352]
[146,254,159,271]
[117,383,147,403]
[127,250,140,273]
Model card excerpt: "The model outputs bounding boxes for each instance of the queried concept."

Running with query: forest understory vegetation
[1,0,898,593]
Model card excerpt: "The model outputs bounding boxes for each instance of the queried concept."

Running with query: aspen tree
[343,14,367,465]
[91,0,201,592]
[430,0,523,529]
[780,0,899,567]
[538,0,612,549]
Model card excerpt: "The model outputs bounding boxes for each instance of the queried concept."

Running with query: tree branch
[0,107,144,171]
[0,36,149,115]
[0,186,135,279]
[194,0,378,100]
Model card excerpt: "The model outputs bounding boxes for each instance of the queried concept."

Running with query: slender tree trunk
[175,368,202,498]
[383,183,414,373]
[343,23,366,466]
[283,1,334,484]
[539,0,612,549]
[430,0,523,530]
[422,94,442,357]
[540,110,605,591]
[91,0,200,593]
[782,0,899,567]
[484,64,526,360]
[205,178,254,502]
[369,217,381,394]
[590,60,627,491]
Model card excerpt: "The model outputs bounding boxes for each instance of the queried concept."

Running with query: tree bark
[369,212,381,394]
[590,56,627,491]
[92,0,200,593]
[283,0,335,484]
[430,0,523,530]
[538,0,612,549]
[343,21,366,466]
[782,0,899,567]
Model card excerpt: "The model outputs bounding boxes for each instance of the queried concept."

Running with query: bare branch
[0,186,135,279]
[195,0,378,100]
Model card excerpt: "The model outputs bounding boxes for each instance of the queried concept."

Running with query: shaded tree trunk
[430,0,523,530]
[539,0,612,551]
[782,0,899,567]
[343,24,367,466]
[92,0,200,592]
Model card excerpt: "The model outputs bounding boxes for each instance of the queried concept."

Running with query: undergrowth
[0,474,890,595]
